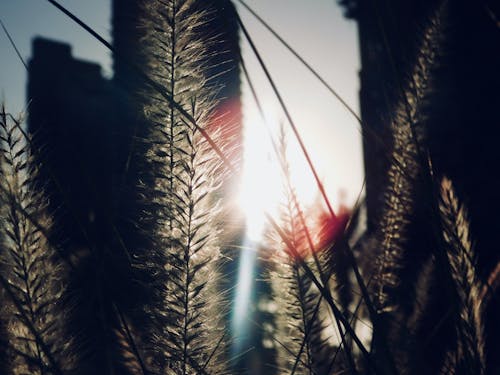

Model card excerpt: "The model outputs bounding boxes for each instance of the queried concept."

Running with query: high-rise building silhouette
[340,0,500,371]
[27,38,116,251]
[340,0,500,267]
[27,0,242,252]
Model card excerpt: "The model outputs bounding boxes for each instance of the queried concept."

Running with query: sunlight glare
[238,105,319,242]
[238,108,281,241]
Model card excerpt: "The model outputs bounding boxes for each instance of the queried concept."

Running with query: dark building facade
[341,0,500,371]
[341,0,500,268]
[27,38,116,251]
[27,0,242,253]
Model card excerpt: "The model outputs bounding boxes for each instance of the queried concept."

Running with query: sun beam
[238,105,318,242]
[238,108,281,241]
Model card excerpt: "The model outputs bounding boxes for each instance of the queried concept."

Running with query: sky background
[0,0,363,234]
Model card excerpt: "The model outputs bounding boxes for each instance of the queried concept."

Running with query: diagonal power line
[0,18,28,70]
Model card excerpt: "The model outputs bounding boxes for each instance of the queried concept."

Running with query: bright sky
[0,0,113,112]
[235,0,363,238]
[0,0,364,240]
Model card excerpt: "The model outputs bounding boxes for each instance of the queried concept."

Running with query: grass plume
[372,2,445,314]
[0,105,76,374]
[267,130,334,375]
[439,176,485,374]
[135,1,229,373]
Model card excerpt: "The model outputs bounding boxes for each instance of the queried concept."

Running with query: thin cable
[0,18,28,70]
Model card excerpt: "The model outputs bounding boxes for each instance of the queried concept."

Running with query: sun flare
[238,108,318,242]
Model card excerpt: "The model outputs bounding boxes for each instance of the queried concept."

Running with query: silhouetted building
[27,0,242,252]
[340,0,500,267]
[341,0,500,371]
[340,0,436,229]
[27,38,116,251]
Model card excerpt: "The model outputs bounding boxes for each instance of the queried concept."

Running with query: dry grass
[0,0,497,374]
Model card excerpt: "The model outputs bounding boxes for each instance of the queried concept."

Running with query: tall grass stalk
[267,130,334,375]
[136,1,229,373]
[439,177,485,374]
[372,3,445,313]
[0,105,76,374]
